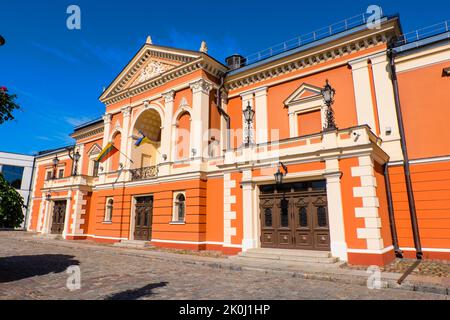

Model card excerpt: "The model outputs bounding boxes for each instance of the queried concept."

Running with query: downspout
[216,74,231,150]
[23,156,36,231]
[387,41,423,259]
[383,163,403,258]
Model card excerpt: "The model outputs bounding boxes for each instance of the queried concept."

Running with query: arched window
[105,197,113,222]
[175,112,191,160]
[173,192,186,222]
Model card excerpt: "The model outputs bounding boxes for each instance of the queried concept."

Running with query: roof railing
[395,20,450,46]
[243,12,381,66]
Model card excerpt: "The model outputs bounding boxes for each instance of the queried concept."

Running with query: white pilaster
[120,106,132,168]
[241,169,258,251]
[254,87,268,144]
[190,79,213,159]
[349,58,377,131]
[161,90,175,163]
[370,52,403,162]
[324,158,348,261]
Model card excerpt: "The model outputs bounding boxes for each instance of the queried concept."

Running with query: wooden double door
[51,200,66,234]
[259,181,330,251]
[134,196,153,241]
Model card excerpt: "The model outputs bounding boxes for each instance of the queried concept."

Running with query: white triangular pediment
[284,83,323,106]
[87,143,102,155]
[100,44,201,102]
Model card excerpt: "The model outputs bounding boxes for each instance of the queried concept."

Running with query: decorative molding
[284,83,323,107]
[121,106,132,117]
[190,78,213,94]
[225,31,392,91]
[161,90,175,103]
[103,113,112,123]
[131,60,173,86]
[70,124,104,141]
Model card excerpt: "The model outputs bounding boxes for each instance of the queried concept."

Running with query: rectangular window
[45,170,53,180]
[1,165,24,189]
[58,168,64,179]
[92,160,99,177]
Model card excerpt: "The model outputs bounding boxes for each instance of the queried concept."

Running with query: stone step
[113,240,151,249]
[237,248,338,264]
[244,248,332,258]
[33,233,62,240]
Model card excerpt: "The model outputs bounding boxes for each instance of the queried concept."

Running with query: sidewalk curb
[14,235,450,297]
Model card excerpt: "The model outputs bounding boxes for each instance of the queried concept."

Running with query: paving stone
[0,232,448,300]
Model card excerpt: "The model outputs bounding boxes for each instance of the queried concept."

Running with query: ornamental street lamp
[321,79,337,132]
[73,150,81,176]
[274,162,288,187]
[52,155,60,179]
[243,101,255,147]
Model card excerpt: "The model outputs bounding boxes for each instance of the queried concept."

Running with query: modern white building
[0,151,35,228]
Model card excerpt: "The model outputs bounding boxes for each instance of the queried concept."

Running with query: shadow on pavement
[0,254,79,283]
[105,282,168,300]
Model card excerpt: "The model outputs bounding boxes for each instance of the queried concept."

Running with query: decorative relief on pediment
[132,60,173,86]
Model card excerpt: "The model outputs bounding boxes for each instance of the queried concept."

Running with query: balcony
[43,175,95,190]
[129,166,158,181]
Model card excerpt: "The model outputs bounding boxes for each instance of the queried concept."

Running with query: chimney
[225,54,246,70]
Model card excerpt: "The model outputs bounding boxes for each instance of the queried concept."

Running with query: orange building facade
[27,15,450,266]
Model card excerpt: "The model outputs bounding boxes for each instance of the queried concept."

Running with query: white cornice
[225,26,397,93]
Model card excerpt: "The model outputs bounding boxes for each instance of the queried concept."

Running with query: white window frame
[171,191,186,224]
[104,197,113,223]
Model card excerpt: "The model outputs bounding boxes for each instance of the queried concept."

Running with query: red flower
[0,86,7,92]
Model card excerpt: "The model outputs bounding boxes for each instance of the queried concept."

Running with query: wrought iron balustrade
[129,166,158,181]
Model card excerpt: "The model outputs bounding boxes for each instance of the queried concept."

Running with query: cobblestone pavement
[343,258,450,278]
[0,233,447,300]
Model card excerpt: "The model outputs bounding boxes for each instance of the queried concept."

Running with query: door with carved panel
[259,181,330,251]
[134,196,153,241]
[51,200,66,235]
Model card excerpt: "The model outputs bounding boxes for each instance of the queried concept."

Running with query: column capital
[121,106,132,117]
[102,113,112,123]
[161,90,175,103]
[348,57,370,70]
[190,79,213,95]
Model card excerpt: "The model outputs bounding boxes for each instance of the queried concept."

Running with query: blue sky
[1,0,449,155]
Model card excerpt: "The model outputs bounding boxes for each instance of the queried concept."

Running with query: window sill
[169,221,186,225]
[102,221,112,224]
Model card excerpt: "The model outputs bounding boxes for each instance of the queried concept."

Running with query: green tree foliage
[0,172,24,228]
[0,86,20,124]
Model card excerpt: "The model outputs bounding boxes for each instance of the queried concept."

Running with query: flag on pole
[96,143,118,163]
[135,131,158,147]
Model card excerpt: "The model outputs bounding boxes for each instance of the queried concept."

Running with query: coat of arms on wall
[132,60,172,86]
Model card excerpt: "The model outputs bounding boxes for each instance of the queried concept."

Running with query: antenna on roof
[146,35,153,45]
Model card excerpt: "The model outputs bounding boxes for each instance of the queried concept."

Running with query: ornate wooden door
[134,196,153,241]
[293,193,330,250]
[259,181,330,250]
[51,200,66,234]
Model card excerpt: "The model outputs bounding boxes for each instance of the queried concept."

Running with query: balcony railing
[129,166,158,181]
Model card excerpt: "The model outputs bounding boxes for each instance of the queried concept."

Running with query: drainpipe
[216,75,231,150]
[383,163,403,258]
[23,156,37,231]
[387,42,423,259]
